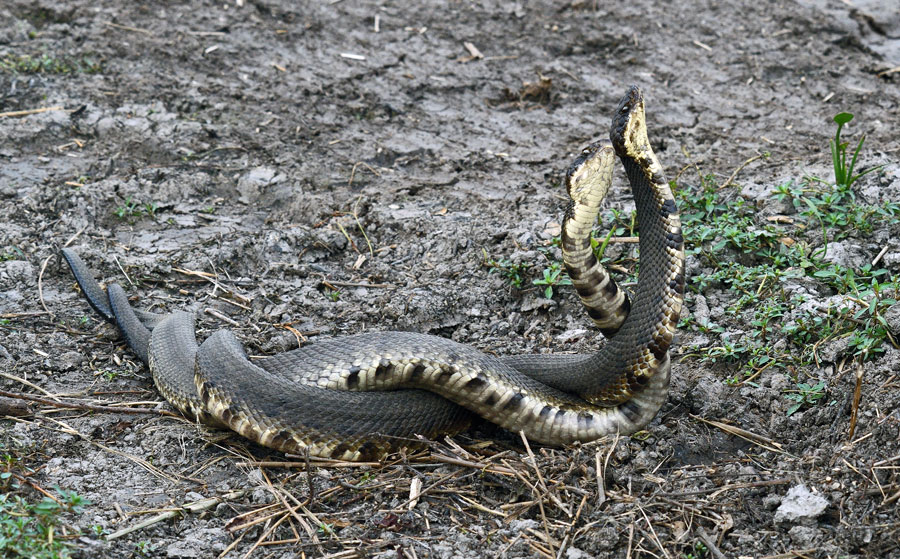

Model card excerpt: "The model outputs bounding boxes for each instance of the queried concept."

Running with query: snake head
[564,140,614,204]
[610,85,650,161]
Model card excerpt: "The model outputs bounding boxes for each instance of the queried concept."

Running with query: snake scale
[62,86,684,461]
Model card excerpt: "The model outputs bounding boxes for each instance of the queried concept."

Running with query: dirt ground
[2,0,900,557]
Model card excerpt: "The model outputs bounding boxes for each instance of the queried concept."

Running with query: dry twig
[0,106,65,118]
[0,389,176,416]
[108,490,245,539]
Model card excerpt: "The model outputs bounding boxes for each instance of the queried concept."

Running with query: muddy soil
[2,1,899,557]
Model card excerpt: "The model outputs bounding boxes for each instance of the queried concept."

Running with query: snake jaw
[611,85,663,181]
[565,141,614,204]
[610,85,642,153]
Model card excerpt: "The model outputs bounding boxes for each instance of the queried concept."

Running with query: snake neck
[618,156,684,346]
[579,149,684,406]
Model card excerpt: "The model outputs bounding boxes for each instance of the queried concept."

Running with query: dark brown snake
[62,86,684,461]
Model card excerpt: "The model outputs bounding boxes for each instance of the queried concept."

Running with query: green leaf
[833,112,854,126]
[33,498,60,516]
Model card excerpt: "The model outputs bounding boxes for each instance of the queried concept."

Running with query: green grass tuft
[0,53,102,74]
[0,490,91,559]
[677,112,894,411]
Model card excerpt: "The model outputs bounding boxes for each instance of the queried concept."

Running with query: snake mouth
[614,84,642,118]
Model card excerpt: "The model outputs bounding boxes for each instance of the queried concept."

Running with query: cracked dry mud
[1,1,899,558]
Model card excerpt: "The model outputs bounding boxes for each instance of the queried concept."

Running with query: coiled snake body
[62,86,684,461]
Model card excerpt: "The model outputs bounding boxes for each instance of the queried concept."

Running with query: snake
[61,86,684,461]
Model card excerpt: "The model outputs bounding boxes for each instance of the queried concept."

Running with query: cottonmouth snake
[62,86,684,461]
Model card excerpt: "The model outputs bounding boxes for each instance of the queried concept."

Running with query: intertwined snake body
[62,86,684,461]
